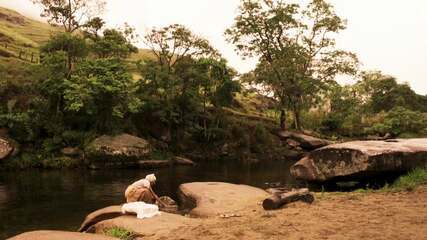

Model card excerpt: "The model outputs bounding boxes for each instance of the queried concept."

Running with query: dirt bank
[149,186,427,240]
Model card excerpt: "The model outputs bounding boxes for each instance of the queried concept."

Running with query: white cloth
[121,202,161,219]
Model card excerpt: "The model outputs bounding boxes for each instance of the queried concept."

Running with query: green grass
[387,168,427,191]
[353,168,427,193]
[104,227,136,240]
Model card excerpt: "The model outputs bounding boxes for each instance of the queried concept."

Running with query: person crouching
[124,174,166,207]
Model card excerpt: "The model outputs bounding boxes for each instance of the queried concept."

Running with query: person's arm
[148,186,167,207]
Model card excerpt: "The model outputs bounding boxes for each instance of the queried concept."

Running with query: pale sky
[1,0,426,95]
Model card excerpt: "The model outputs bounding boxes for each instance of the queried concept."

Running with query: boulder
[78,205,124,232]
[84,212,195,238]
[61,147,83,157]
[0,137,14,161]
[85,134,151,168]
[178,182,269,217]
[8,231,116,240]
[290,139,427,182]
[278,131,331,150]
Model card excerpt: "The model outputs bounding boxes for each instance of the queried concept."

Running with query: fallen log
[263,188,315,210]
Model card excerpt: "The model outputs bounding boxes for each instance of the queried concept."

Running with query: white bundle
[121,202,161,219]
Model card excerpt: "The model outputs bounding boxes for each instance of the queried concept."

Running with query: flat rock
[178,182,269,217]
[290,139,427,182]
[86,213,195,238]
[0,137,13,160]
[8,231,116,240]
[85,134,151,168]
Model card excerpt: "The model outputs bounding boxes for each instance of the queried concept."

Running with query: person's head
[145,174,156,185]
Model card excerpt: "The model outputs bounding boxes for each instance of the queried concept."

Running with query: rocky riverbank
[9,182,427,240]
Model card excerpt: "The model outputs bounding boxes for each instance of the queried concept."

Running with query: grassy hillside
[0,6,60,59]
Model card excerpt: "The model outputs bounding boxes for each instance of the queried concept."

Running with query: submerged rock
[290,138,427,182]
[85,134,151,168]
[8,230,116,240]
[178,182,269,217]
[0,137,14,161]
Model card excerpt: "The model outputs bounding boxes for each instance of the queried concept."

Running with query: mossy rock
[85,134,151,168]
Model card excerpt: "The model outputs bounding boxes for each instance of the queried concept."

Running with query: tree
[226,0,358,130]
[139,24,239,141]
[356,71,424,113]
[63,58,141,132]
[82,16,105,40]
[32,0,105,33]
[144,24,219,71]
[141,24,220,110]
[90,28,138,59]
[41,33,88,73]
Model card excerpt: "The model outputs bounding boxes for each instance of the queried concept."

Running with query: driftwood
[263,188,315,210]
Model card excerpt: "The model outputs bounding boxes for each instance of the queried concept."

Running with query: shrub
[104,227,136,240]
[390,168,427,191]
[365,107,427,136]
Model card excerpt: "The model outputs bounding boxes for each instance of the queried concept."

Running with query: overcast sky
[1,0,426,94]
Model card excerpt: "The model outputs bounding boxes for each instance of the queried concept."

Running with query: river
[0,160,299,239]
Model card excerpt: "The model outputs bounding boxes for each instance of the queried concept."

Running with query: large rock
[8,231,116,240]
[85,134,151,168]
[79,206,124,232]
[290,139,427,182]
[178,182,269,217]
[278,131,331,150]
[84,212,195,238]
[0,137,14,161]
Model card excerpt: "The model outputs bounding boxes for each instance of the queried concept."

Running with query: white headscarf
[145,174,156,183]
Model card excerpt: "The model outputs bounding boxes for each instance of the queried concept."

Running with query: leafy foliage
[32,0,105,32]
[64,58,141,132]
[226,0,359,130]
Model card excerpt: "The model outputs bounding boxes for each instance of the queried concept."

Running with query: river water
[0,160,299,239]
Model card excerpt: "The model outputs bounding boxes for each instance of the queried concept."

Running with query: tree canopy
[226,0,359,130]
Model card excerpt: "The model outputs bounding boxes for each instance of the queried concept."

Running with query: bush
[104,227,136,240]
[320,114,341,133]
[389,168,427,191]
[365,107,427,136]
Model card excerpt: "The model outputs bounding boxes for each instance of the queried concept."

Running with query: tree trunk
[262,188,315,210]
[292,102,302,131]
[280,109,287,130]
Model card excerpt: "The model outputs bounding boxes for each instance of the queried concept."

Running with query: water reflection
[0,160,297,239]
